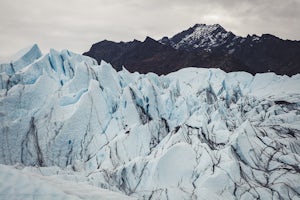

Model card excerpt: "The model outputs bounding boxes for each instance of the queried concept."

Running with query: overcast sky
[0,0,299,58]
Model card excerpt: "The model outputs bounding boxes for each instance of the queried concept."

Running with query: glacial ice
[0,164,136,200]
[0,45,299,200]
[0,44,42,75]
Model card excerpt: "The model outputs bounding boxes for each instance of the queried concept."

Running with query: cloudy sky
[0,0,299,58]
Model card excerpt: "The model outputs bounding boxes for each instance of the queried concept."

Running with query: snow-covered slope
[0,45,300,200]
[160,24,237,52]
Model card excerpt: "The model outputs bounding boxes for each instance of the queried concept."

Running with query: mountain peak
[192,23,206,28]
[192,23,224,30]
[191,23,226,35]
[161,23,231,52]
[144,36,156,42]
[193,23,222,29]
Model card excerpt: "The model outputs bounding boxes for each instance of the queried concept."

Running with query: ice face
[0,45,300,200]
[0,44,42,75]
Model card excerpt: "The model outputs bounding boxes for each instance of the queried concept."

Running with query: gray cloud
[0,0,299,58]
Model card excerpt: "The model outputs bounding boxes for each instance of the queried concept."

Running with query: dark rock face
[230,34,300,75]
[84,36,246,75]
[84,24,300,76]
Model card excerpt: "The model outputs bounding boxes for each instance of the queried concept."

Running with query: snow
[0,45,300,200]
[153,143,196,187]
[252,36,260,41]
[228,48,235,54]
[0,164,136,200]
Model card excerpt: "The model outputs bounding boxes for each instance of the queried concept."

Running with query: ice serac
[0,44,42,75]
[0,45,300,200]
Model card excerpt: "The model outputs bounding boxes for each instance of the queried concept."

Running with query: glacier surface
[0,45,300,200]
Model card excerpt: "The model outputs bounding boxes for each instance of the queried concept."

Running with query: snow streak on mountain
[0,45,300,200]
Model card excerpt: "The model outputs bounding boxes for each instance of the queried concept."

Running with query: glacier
[0,44,300,200]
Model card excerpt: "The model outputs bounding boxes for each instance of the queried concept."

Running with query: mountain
[160,23,300,75]
[1,45,300,199]
[83,36,247,75]
[84,23,300,76]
